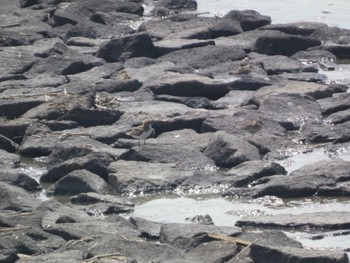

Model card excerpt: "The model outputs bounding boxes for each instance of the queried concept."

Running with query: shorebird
[127,119,155,145]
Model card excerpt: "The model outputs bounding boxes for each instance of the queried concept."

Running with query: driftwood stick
[0,22,21,28]
[228,239,258,262]
[84,253,127,262]
[0,89,67,99]
[208,233,252,246]
[0,226,30,233]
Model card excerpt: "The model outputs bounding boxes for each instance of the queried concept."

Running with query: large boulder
[96,33,156,62]
[49,169,109,195]
[203,131,261,168]
[224,10,271,31]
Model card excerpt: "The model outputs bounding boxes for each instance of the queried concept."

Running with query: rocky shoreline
[1,0,350,262]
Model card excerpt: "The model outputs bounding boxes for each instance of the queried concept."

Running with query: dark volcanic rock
[96,33,156,62]
[119,144,216,170]
[224,10,271,31]
[147,73,232,100]
[0,182,40,212]
[0,134,18,152]
[158,45,246,69]
[236,211,350,231]
[203,131,261,168]
[250,159,350,198]
[71,192,135,207]
[257,93,322,130]
[28,42,104,76]
[49,169,109,195]
[108,160,196,195]
[225,160,287,187]
[160,223,241,250]
[156,0,197,11]
[252,31,321,56]
[262,22,328,36]
[0,170,41,191]
[41,152,113,183]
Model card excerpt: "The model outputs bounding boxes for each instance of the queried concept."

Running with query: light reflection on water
[131,195,350,254]
[196,0,350,29]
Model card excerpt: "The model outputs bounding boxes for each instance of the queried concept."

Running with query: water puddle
[276,146,350,174]
[320,63,350,85]
[130,195,350,254]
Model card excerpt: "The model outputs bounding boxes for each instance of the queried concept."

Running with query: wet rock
[186,214,214,225]
[0,182,40,212]
[236,211,350,231]
[250,159,350,198]
[108,160,196,195]
[301,121,350,144]
[96,33,156,62]
[225,160,287,187]
[0,118,33,144]
[203,131,261,168]
[224,10,271,31]
[318,92,350,115]
[41,152,113,183]
[310,26,350,43]
[252,31,321,56]
[129,217,162,239]
[322,43,350,59]
[0,170,41,191]
[0,149,20,168]
[292,49,337,62]
[156,0,197,11]
[326,109,350,124]
[0,134,18,152]
[49,169,109,195]
[84,202,134,216]
[70,192,134,206]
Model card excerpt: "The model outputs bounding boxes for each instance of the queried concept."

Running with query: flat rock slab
[250,244,349,263]
[236,211,350,231]
[154,39,215,56]
[119,143,216,170]
[108,160,196,195]
[147,72,233,99]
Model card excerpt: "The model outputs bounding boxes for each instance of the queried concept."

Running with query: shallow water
[131,195,350,253]
[196,0,350,29]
